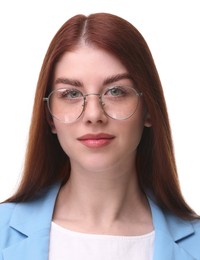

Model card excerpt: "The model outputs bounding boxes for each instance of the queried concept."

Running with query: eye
[59,89,83,99]
[105,86,127,97]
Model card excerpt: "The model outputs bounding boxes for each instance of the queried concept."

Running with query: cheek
[130,123,144,148]
[52,123,73,154]
[122,113,146,149]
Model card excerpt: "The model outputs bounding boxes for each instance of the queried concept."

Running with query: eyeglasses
[43,86,142,123]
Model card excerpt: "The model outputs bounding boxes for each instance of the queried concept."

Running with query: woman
[0,13,199,260]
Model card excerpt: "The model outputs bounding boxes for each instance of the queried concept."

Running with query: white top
[49,222,155,260]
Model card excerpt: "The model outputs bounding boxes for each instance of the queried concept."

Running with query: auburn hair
[5,13,198,219]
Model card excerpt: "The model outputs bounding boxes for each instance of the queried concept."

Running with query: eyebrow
[55,78,83,87]
[54,73,133,87]
[103,73,133,85]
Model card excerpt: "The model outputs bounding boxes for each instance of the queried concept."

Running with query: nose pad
[83,94,107,122]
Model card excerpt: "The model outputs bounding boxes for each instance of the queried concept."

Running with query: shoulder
[0,183,60,251]
[0,183,60,223]
[165,215,200,259]
[0,202,20,251]
[165,209,200,257]
[177,218,200,257]
[165,209,200,242]
[0,202,16,227]
[148,196,200,258]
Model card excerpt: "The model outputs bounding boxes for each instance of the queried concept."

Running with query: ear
[45,106,57,134]
[49,119,57,134]
[144,113,152,127]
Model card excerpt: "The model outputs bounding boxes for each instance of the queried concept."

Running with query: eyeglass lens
[46,86,141,123]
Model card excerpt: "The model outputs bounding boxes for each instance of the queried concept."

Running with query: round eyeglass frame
[43,87,143,124]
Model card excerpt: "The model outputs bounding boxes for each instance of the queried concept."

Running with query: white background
[0,0,199,214]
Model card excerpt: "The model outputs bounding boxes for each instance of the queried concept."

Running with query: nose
[82,94,108,124]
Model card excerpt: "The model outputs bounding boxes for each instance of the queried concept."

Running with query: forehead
[53,45,129,84]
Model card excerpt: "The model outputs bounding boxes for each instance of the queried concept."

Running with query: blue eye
[105,86,127,97]
[60,89,82,99]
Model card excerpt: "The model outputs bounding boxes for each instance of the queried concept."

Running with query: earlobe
[45,107,57,134]
[144,113,152,127]
[46,113,56,134]
[50,120,57,134]
[47,116,57,134]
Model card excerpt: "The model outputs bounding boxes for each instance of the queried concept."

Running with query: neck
[53,164,153,235]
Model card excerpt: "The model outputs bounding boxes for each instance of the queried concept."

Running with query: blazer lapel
[2,183,60,260]
[148,197,196,260]
[3,229,50,260]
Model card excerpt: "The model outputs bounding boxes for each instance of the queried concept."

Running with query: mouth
[77,133,115,148]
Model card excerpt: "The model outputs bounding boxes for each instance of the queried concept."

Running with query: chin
[81,156,123,173]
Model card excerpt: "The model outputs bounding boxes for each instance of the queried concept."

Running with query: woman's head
[47,44,151,177]
[32,13,167,188]
[9,13,197,219]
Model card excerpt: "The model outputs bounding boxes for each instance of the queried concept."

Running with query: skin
[51,43,153,236]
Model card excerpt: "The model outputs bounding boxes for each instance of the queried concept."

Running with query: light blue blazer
[0,183,200,260]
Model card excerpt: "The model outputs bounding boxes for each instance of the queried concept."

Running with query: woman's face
[51,45,151,173]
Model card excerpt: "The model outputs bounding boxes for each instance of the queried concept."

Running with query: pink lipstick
[77,133,115,148]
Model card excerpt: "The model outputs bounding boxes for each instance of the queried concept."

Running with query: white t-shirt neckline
[49,221,155,260]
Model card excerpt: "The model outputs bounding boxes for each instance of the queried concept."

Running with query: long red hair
[5,13,198,219]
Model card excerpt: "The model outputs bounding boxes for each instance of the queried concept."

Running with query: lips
[77,133,115,148]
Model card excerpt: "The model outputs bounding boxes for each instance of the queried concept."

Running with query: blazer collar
[148,197,196,259]
[3,183,196,260]
[3,183,60,260]
[9,183,60,236]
